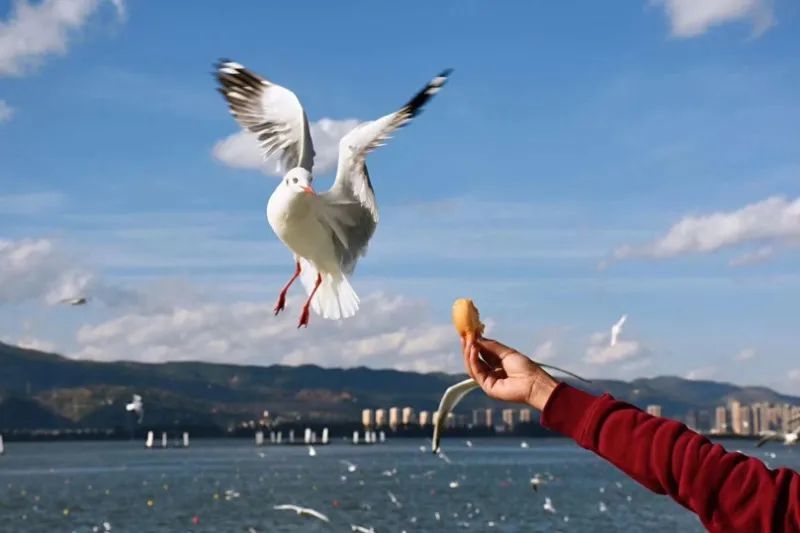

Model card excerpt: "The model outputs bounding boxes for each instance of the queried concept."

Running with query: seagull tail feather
[299,262,359,320]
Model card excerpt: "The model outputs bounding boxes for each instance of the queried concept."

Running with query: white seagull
[60,297,89,306]
[432,366,590,454]
[610,314,627,347]
[125,394,143,423]
[273,504,329,523]
[340,459,357,473]
[307,445,317,457]
[756,421,800,447]
[350,525,375,533]
[543,497,556,514]
[431,378,480,455]
[216,60,451,327]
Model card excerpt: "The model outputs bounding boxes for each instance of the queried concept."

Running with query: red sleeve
[540,382,800,533]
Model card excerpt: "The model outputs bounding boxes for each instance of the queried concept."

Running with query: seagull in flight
[215,60,451,327]
[610,314,627,346]
[60,297,89,306]
[340,459,357,473]
[273,504,329,523]
[432,366,590,454]
[125,394,143,423]
[756,420,800,447]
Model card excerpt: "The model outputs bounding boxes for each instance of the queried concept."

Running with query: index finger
[475,337,520,360]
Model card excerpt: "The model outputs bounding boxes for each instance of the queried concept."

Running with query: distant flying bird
[215,60,451,327]
[125,394,143,423]
[610,314,627,347]
[756,421,800,447]
[530,474,547,492]
[273,504,329,523]
[387,490,401,508]
[598,501,608,513]
[307,445,317,457]
[351,525,376,533]
[340,459,357,473]
[60,297,89,306]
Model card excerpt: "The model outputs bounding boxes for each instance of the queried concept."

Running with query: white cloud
[11,336,57,352]
[584,330,648,365]
[656,0,774,38]
[0,0,124,77]
[74,292,460,372]
[685,366,717,380]
[532,340,557,361]
[729,245,775,267]
[613,196,800,262]
[0,237,138,306]
[0,99,12,122]
[734,347,756,361]
[0,238,93,304]
[213,118,360,177]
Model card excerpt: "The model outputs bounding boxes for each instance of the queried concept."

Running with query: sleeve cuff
[539,382,599,441]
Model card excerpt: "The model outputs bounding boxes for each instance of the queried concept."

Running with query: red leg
[274,261,301,315]
[298,273,322,328]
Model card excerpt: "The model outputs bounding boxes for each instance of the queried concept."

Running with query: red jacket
[540,383,800,532]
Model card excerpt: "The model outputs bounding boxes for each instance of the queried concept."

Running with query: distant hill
[0,341,797,434]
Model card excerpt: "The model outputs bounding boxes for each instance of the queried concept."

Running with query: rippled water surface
[0,437,797,532]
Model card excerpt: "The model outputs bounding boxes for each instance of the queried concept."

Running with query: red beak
[302,186,316,196]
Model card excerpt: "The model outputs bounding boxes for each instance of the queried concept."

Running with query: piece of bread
[451,298,485,338]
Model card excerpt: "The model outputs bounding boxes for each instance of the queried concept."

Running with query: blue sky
[1,1,799,394]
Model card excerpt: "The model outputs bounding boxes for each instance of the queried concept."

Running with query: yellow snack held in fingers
[451,298,485,338]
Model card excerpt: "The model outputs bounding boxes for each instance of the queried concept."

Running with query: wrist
[526,371,559,411]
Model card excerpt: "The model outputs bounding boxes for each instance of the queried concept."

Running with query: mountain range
[1,341,798,434]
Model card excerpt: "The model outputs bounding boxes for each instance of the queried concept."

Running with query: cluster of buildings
[710,401,800,436]
[644,402,800,436]
[360,407,534,431]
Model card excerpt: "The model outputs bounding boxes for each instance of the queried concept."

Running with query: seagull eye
[292,177,298,184]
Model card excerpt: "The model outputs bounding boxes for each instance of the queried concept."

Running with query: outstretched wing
[431,378,480,454]
[318,69,451,274]
[215,60,314,173]
[756,431,778,447]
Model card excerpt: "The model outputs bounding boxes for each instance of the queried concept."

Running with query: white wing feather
[216,60,314,172]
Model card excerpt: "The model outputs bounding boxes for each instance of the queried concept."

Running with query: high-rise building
[446,412,456,429]
[419,410,430,427]
[646,405,662,418]
[740,404,752,435]
[402,407,415,426]
[389,407,400,429]
[375,409,386,428]
[502,408,515,429]
[472,409,482,427]
[714,406,728,434]
[730,400,743,435]
[484,408,494,428]
[519,409,532,423]
[685,409,698,431]
[781,404,793,432]
[361,409,373,428]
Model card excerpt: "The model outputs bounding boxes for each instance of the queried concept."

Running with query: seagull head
[283,167,316,197]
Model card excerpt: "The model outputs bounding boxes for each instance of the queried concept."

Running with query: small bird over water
[215,60,451,327]
[125,394,144,423]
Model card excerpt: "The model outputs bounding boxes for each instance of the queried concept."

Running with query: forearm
[537,383,800,532]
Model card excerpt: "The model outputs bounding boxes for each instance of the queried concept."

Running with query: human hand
[462,336,559,411]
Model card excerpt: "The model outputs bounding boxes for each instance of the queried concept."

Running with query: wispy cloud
[0,0,125,77]
[685,365,717,380]
[584,333,648,365]
[734,347,756,361]
[74,292,459,372]
[213,118,360,177]
[655,0,774,38]
[613,196,800,264]
[0,99,13,122]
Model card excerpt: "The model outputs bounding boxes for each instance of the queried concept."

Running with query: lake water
[0,437,797,532]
